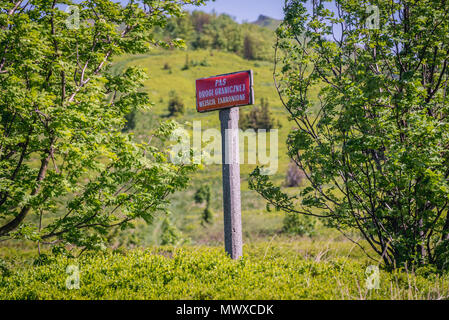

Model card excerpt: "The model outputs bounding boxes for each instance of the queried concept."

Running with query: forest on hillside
[155,10,278,61]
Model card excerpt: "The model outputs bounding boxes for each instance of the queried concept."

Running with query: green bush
[194,185,213,225]
[190,58,210,67]
[240,98,276,131]
[0,257,11,277]
[1,245,448,300]
[167,90,185,116]
[282,212,315,237]
[160,218,182,245]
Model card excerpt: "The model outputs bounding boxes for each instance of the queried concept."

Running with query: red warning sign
[195,70,254,113]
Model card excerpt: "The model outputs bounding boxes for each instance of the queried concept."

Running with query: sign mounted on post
[196,70,254,113]
[195,70,254,260]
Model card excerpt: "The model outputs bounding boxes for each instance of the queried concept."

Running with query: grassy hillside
[110,48,312,247]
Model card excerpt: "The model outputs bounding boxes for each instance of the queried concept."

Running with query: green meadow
[2,242,448,299]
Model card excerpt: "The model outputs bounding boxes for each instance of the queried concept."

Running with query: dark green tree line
[157,10,275,61]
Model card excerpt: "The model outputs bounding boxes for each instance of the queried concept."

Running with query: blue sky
[185,0,286,23]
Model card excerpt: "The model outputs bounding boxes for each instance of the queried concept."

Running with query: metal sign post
[196,70,254,259]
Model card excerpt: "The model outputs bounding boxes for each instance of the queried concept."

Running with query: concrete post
[219,107,243,259]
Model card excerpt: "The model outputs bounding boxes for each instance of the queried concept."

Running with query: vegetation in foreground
[1,241,448,300]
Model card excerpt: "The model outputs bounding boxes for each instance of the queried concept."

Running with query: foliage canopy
[250,0,449,269]
[0,0,205,251]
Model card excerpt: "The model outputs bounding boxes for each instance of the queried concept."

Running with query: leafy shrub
[168,91,185,116]
[240,98,276,131]
[160,218,182,246]
[33,254,54,266]
[243,34,256,60]
[194,185,213,225]
[190,58,210,67]
[0,258,11,277]
[282,212,315,237]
